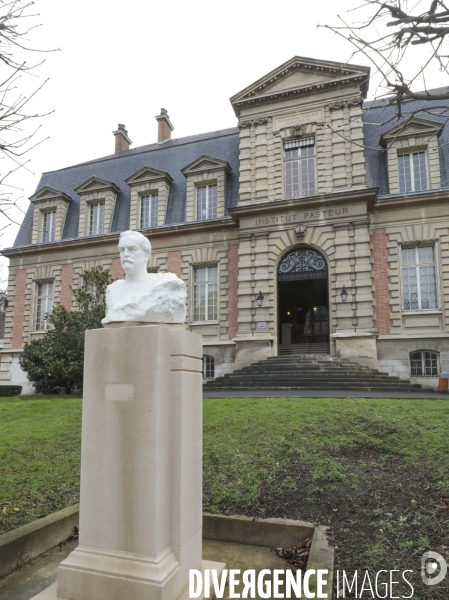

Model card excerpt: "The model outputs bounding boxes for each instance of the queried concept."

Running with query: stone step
[203,353,424,393]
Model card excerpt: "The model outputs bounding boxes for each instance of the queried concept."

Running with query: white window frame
[89,202,105,235]
[140,193,159,228]
[34,281,54,331]
[196,184,217,220]
[400,244,440,312]
[284,137,316,200]
[42,210,56,243]
[192,265,219,322]
[398,150,428,193]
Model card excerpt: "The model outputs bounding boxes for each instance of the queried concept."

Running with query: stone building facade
[2,56,449,391]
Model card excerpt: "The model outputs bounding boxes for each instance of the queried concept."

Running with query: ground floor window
[35,281,54,330]
[203,355,215,379]
[410,350,439,376]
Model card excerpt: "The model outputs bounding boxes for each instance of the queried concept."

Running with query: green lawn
[1,395,448,597]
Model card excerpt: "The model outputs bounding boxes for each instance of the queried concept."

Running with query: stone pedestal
[333,330,379,370]
[31,323,223,600]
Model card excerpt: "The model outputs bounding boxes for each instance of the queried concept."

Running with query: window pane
[43,211,56,242]
[419,266,437,309]
[402,267,419,310]
[194,267,206,282]
[208,185,217,219]
[193,282,206,321]
[150,194,158,226]
[141,195,150,228]
[418,246,434,264]
[398,154,412,193]
[90,203,104,235]
[413,152,427,191]
[401,248,416,265]
[410,352,423,376]
[207,283,218,320]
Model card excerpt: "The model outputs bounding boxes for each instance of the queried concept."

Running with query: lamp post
[256,291,264,308]
[340,286,348,303]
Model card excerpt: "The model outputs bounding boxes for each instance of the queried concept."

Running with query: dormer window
[43,210,56,242]
[141,193,159,228]
[380,118,443,195]
[29,187,71,245]
[398,151,428,193]
[89,202,105,235]
[75,177,119,238]
[284,138,316,199]
[197,184,217,220]
[182,155,230,222]
[126,167,172,230]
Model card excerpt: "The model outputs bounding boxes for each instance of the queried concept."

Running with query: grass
[1,394,448,597]
[0,394,82,534]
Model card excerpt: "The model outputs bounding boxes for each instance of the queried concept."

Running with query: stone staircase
[203,355,425,393]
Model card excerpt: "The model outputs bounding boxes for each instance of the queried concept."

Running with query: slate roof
[12,88,449,249]
[13,128,240,248]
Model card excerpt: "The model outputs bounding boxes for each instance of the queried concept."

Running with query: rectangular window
[89,202,105,235]
[284,138,316,200]
[197,184,217,220]
[35,282,54,331]
[42,211,56,242]
[398,151,428,193]
[140,193,159,228]
[193,266,218,321]
[401,246,437,311]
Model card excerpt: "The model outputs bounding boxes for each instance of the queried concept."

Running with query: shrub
[0,385,22,397]
[19,267,113,394]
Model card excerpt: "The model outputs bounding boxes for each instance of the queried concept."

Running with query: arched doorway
[277,248,329,353]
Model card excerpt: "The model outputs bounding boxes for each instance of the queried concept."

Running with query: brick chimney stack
[113,124,132,153]
[156,108,174,143]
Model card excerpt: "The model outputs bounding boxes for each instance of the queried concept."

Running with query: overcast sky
[0,0,446,268]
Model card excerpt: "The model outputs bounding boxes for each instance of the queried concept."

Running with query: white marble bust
[102,230,186,324]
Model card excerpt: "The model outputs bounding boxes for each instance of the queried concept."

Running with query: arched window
[203,355,215,379]
[410,350,439,377]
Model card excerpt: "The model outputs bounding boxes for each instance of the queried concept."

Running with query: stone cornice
[373,189,449,211]
[2,219,237,258]
[228,188,379,222]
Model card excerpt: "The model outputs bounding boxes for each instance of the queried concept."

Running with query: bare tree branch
[321,1,449,118]
[0,0,57,232]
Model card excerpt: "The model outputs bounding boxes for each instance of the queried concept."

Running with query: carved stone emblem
[238,117,270,129]
[328,95,363,111]
[294,225,306,242]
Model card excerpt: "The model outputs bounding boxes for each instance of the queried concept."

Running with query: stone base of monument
[29,560,226,600]
[30,323,225,600]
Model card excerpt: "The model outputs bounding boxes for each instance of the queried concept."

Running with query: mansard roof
[14,127,239,248]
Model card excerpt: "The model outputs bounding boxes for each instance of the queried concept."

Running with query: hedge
[0,385,23,397]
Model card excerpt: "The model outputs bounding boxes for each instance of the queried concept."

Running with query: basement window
[203,355,215,379]
[410,350,439,377]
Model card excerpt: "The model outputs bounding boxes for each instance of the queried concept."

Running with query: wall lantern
[256,291,264,308]
[340,286,348,303]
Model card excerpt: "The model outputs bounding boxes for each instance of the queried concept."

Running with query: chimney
[156,108,174,143]
[113,124,132,153]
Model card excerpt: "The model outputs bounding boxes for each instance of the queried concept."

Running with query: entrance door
[277,248,329,347]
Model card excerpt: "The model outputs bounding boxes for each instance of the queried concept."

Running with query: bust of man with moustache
[102,230,186,325]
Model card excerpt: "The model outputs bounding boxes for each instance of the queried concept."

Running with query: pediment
[125,166,173,185]
[29,186,71,204]
[381,118,443,146]
[182,155,230,175]
[75,177,120,194]
[230,56,370,115]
